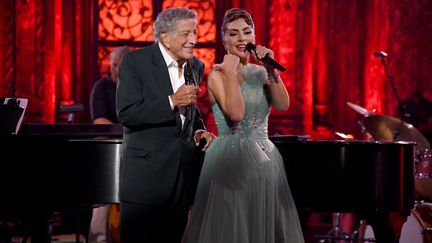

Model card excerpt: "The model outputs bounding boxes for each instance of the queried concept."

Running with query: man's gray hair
[110,45,129,63]
[153,8,197,42]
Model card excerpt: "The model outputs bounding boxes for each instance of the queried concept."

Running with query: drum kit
[362,112,432,243]
[318,102,432,243]
[347,101,431,192]
[360,202,432,243]
[348,103,432,199]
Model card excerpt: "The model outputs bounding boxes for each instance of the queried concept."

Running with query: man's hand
[93,117,114,124]
[194,130,216,151]
[170,85,199,107]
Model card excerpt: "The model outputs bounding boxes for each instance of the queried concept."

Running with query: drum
[415,149,432,199]
[362,203,432,243]
[400,203,432,243]
[416,149,432,178]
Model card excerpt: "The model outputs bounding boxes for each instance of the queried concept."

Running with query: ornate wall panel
[193,48,215,77]
[96,0,217,79]
[162,0,216,43]
[96,0,218,131]
[98,0,154,41]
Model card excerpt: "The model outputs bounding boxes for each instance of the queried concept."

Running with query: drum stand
[315,213,364,243]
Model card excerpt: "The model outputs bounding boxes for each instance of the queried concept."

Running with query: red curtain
[265,0,432,138]
[0,0,95,123]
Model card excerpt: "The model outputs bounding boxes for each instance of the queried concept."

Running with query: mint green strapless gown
[182,64,305,243]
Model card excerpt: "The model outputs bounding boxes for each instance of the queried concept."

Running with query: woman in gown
[182,8,305,243]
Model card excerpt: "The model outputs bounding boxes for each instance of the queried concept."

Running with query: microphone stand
[378,55,406,140]
[184,61,194,123]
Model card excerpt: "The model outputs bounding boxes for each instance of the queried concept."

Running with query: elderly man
[116,8,214,243]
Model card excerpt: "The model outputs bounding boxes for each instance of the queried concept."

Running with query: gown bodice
[212,64,270,138]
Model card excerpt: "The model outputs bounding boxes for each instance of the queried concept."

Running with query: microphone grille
[184,62,194,85]
[245,43,256,53]
[373,51,388,57]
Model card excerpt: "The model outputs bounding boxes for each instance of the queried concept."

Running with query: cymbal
[346,102,372,116]
[363,114,430,152]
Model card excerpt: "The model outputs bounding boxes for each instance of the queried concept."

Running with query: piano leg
[367,212,401,243]
[0,219,13,243]
[21,208,53,243]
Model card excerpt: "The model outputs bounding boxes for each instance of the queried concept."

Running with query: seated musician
[396,80,432,145]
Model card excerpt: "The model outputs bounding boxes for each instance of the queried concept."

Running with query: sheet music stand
[0,97,28,134]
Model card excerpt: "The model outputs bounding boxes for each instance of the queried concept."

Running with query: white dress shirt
[159,42,187,127]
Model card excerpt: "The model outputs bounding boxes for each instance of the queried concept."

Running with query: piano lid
[19,123,123,137]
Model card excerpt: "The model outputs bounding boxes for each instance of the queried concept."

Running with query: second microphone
[245,43,286,72]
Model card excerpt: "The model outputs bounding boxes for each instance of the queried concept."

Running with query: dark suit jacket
[116,43,205,205]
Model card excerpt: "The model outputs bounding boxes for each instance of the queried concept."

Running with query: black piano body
[273,138,415,215]
[0,126,415,242]
[0,124,123,242]
[0,136,122,209]
[274,137,415,243]
[0,124,123,210]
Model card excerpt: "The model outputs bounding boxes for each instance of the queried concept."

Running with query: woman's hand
[213,54,240,75]
[252,45,274,62]
[194,130,217,151]
[252,45,279,83]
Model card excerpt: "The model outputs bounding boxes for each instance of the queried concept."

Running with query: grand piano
[0,124,123,242]
[273,137,415,243]
[273,137,415,214]
[0,124,415,242]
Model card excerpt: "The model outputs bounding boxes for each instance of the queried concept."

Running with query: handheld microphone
[373,51,388,57]
[245,43,286,72]
[184,61,194,122]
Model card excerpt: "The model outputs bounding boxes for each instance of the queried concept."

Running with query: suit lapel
[151,44,173,95]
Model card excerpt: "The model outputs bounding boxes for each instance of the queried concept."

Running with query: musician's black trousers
[120,171,188,243]
[367,212,398,243]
